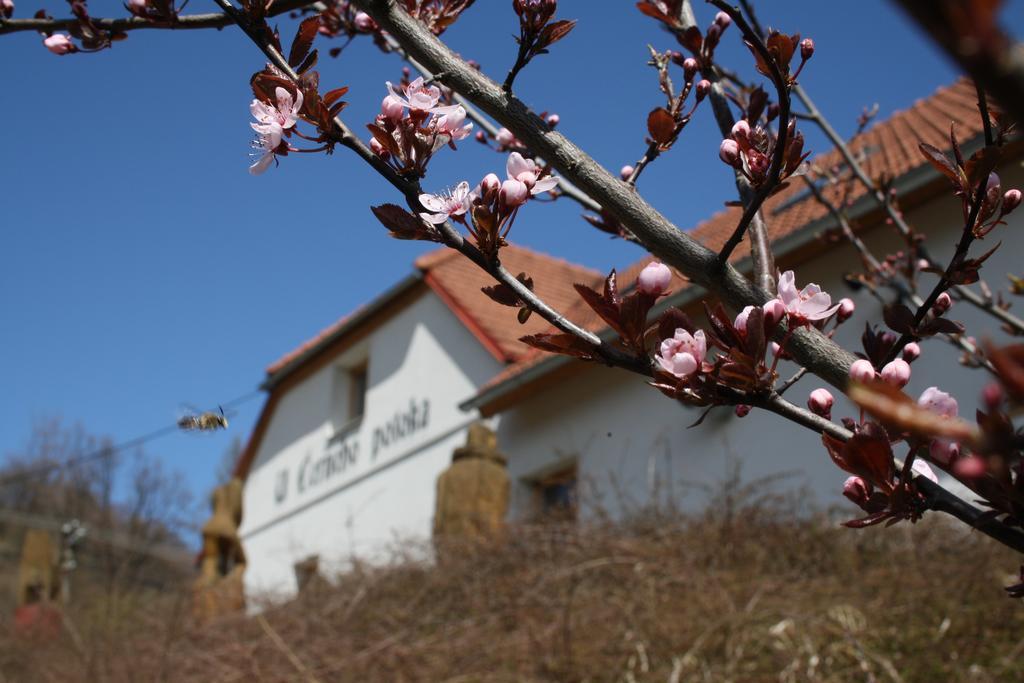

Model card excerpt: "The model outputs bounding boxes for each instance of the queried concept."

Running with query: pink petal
[531,176,560,195]
[506,152,532,180]
[419,193,447,212]
[249,152,274,175]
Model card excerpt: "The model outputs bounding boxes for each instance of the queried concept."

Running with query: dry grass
[3,496,1023,682]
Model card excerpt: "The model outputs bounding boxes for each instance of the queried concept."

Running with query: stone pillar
[192,478,247,620]
[433,423,510,546]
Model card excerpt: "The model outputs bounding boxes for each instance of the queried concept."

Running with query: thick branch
[0,0,316,35]
[890,0,1024,126]
[350,0,856,390]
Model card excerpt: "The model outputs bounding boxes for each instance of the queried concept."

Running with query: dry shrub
[2,491,1023,682]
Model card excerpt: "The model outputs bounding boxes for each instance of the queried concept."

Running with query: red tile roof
[471,79,992,401]
[265,244,600,379]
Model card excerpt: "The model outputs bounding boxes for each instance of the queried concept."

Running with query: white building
[236,80,1024,597]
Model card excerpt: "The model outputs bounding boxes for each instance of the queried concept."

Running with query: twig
[707,0,791,271]
[256,614,324,683]
[0,0,316,35]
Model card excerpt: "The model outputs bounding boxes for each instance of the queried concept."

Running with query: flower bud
[770,341,782,357]
[637,261,673,296]
[499,179,529,210]
[127,0,147,12]
[546,113,560,127]
[808,388,834,419]
[496,127,516,147]
[380,94,404,122]
[982,382,1003,411]
[620,165,634,181]
[0,0,12,19]
[842,476,871,507]
[917,258,930,271]
[719,139,740,167]
[902,342,921,362]
[369,137,388,159]
[734,404,751,418]
[762,299,787,327]
[932,291,952,314]
[746,151,769,178]
[714,11,732,27]
[880,331,897,347]
[800,38,815,61]
[730,119,751,144]
[682,57,699,83]
[43,33,74,55]
[475,130,487,143]
[849,359,875,383]
[480,172,501,200]
[734,305,754,335]
[695,79,711,101]
[953,456,986,479]
[836,297,855,323]
[705,23,722,44]
[1003,188,1022,215]
[880,358,911,388]
[353,11,377,31]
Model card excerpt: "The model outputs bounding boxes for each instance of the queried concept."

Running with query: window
[347,362,368,422]
[531,463,578,521]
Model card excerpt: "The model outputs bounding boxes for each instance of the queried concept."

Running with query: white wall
[240,290,501,597]
[497,160,1024,519]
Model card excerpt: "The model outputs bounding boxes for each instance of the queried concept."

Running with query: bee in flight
[178,406,229,432]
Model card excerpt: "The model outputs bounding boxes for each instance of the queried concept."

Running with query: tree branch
[0,0,316,35]
[350,0,857,391]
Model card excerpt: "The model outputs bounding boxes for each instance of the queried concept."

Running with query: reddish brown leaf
[370,204,441,242]
[647,107,676,146]
[848,383,979,445]
[520,333,597,360]
[539,19,576,48]
[918,143,960,185]
[289,15,320,68]
[575,283,625,338]
[323,86,349,108]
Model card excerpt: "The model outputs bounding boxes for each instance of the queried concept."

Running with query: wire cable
[0,389,263,488]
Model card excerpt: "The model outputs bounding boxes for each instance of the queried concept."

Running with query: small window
[532,464,578,521]
[348,362,368,421]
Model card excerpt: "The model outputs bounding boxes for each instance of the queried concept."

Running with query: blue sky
[2,0,1022,521]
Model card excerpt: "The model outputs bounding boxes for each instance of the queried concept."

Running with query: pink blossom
[637,262,672,296]
[498,179,529,210]
[910,459,938,483]
[800,38,815,60]
[902,342,921,362]
[1003,188,1022,214]
[386,76,441,112]
[762,299,787,327]
[43,33,74,55]
[479,172,501,200]
[932,291,952,314]
[380,94,405,122]
[506,152,559,196]
[127,0,147,12]
[248,131,278,175]
[0,0,12,19]
[545,113,560,127]
[657,329,707,379]
[620,165,635,181]
[682,57,698,82]
[808,388,834,418]
[953,456,986,479]
[919,387,960,465]
[418,181,476,224]
[849,359,875,383]
[433,105,473,141]
[251,87,304,144]
[734,305,754,335]
[369,137,388,158]
[353,11,377,31]
[918,387,958,418]
[730,119,750,144]
[775,270,841,323]
[837,297,855,323]
[495,127,518,147]
[880,359,911,388]
[842,476,871,506]
[719,139,740,166]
